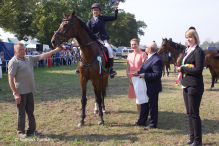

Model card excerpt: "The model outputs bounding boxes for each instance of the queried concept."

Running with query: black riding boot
[109,58,117,78]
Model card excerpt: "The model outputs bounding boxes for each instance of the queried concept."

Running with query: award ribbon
[97,56,107,74]
[175,63,195,86]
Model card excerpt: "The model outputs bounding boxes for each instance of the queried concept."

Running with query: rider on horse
[75,2,119,78]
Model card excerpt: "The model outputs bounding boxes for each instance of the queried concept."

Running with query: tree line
[0,0,147,47]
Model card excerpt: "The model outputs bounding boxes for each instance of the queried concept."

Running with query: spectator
[55,51,60,66]
[0,52,5,91]
[27,49,31,55]
[32,49,39,55]
[66,50,72,65]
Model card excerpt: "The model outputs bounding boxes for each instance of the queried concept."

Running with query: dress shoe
[189,142,202,146]
[27,131,42,136]
[181,140,193,145]
[131,123,144,126]
[143,126,156,130]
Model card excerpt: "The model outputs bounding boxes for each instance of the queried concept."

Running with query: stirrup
[109,67,117,76]
[75,67,80,74]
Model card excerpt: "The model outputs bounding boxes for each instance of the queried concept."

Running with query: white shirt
[147,52,156,60]
[93,17,98,22]
[182,44,197,64]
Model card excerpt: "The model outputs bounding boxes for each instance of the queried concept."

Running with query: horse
[158,38,219,89]
[51,11,109,126]
[159,51,176,77]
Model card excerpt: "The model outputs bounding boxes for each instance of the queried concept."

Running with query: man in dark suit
[133,41,163,130]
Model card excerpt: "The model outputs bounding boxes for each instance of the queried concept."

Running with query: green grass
[0,63,219,146]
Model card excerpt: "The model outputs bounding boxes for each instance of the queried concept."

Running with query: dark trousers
[183,86,204,144]
[17,93,36,134]
[137,93,159,127]
[55,58,60,66]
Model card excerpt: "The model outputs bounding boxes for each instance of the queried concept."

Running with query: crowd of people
[23,46,80,67]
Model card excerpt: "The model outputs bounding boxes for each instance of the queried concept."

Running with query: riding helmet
[91,3,101,11]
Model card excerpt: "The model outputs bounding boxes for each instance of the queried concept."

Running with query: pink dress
[127,50,147,99]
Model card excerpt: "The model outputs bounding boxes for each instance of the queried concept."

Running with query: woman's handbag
[132,77,148,104]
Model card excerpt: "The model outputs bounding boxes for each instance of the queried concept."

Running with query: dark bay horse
[158,38,219,89]
[51,11,109,126]
[159,51,176,77]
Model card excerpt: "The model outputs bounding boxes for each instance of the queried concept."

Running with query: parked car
[116,46,125,57]
[122,48,134,59]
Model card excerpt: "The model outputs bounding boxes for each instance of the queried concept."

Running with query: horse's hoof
[209,87,212,90]
[98,121,104,126]
[94,110,98,114]
[78,122,84,127]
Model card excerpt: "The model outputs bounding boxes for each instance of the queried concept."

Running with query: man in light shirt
[8,42,62,138]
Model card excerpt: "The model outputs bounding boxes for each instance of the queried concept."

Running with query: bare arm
[8,74,21,104]
[39,47,62,61]
[126,62,133,85]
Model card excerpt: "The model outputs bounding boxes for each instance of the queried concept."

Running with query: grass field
[0,62,218,146]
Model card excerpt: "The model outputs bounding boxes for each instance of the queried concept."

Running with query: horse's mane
[75,16,98,41]
[64,15,98,41]
[168,39,186,51]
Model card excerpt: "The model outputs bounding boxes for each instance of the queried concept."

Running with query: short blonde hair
[185,29,200,45]
[130,38,139,45]
[14,42,25,50]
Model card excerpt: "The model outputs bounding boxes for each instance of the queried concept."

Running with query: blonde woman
[127,38,147,123]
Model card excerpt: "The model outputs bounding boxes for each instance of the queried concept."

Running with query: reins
[54,15,108,79]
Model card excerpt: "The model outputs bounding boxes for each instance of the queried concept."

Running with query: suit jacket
[138,53,163,94]
[181,46,205,87]
[87,9,118,40]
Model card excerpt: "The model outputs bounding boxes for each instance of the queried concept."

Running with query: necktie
[144,56,148,63]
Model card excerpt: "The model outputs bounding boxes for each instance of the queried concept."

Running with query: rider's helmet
[91,3,101,11]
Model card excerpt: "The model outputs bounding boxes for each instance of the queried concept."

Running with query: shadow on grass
[44,133,139,143]
[158,111,219,135]
[0,64,129,103]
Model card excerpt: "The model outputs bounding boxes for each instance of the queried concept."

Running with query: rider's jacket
[87,9,118,41]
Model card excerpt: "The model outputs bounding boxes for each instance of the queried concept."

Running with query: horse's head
[158,38,169,55]
[51,11,77,47]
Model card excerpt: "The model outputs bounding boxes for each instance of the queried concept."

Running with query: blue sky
[1,0,219,46]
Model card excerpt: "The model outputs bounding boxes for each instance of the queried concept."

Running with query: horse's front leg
[78,76,88,127]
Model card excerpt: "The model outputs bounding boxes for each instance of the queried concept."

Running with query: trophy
[109,0,118,9]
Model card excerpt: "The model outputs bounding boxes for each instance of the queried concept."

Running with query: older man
[133,41,163,130]
[8,42,62,138]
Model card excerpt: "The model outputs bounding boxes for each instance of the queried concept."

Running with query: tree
[0,0,146,48]
[30,0,71,46]
[0,0,39,40]
[107,12,147,46]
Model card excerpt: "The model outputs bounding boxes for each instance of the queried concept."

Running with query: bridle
[158,41,168,55]
[54,17,94,47]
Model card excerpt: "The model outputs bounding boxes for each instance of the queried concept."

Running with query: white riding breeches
[98,40,114,58]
